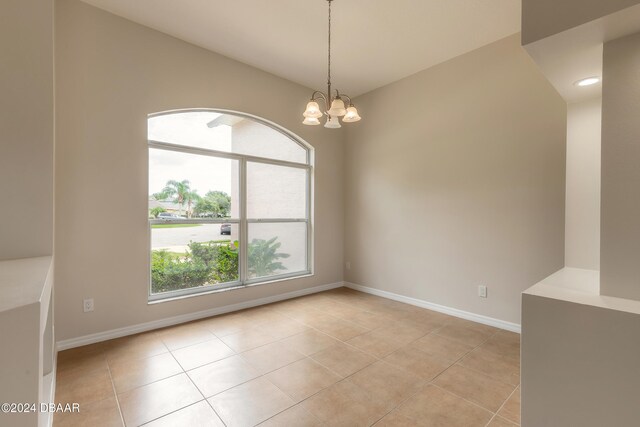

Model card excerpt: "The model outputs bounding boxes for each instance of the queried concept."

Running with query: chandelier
[302,0,361,128]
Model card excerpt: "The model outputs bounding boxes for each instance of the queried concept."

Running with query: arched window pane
[148,111,307,164]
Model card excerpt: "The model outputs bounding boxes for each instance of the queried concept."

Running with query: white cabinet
[0,257,55,427]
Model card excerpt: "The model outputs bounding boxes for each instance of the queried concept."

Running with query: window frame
[147,109,313,302]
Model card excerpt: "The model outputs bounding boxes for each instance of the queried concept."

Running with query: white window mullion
[240,158,248,284]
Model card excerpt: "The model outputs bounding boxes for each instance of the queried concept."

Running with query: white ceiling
[81,0,521,97]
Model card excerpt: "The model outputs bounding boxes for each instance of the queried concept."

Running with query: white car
[157,212,186,221]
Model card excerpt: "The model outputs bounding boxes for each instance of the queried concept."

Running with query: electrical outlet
[345,261,351,270]
[478,285,487,298]
[83,298,94,312]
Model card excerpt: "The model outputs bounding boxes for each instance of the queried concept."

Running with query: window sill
[147,272,314,305]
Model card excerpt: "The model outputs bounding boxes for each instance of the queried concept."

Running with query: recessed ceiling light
[574,77,600,87]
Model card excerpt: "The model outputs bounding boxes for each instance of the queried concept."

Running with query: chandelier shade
[328,98,347,117]
[303,116,321,125]
[303,101,323,119]
[324,115,342,129]
[342,106,362,122]
[302,0,361,129]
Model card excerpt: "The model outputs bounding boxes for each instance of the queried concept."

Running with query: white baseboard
[56,281,343,351]
[345,282,521,333]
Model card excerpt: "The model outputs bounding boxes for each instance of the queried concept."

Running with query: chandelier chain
[302,0,360,127]
[328,0,331,91]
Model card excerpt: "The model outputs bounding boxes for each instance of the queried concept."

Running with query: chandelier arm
[340,93,353,106]
[311,91,329,108]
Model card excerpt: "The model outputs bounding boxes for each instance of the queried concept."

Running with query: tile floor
[53,288,521,427]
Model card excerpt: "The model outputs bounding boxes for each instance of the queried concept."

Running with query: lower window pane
[248,222,308,280]
[151,223,239,294]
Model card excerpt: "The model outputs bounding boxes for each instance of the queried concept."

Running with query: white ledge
[0,256,53,313]
[523,267,640,316]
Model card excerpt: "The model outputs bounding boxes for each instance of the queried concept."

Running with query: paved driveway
[152,224,238,251]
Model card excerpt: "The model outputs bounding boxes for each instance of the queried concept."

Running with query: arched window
[148,110,312,300]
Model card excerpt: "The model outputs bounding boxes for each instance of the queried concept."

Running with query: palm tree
[154,180,198,217]
[184,191,201,218]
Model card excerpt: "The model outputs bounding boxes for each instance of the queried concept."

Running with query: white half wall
[565,98,601,270]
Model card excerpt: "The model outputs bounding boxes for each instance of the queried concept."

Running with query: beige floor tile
[373,411,422,427]
[301,379,388,427]
[458,348,520,386]
[383,346,451,381]
[414,308,456,323]
[295,311,341,329]
[159,324,217,351]
[219,328,278,353]
[102,331,161,356]
[375,323,428,344]
[188,355,260,397]
[480,331,521,362]
[337,310,391,329]
[104,336,169,365]
[144,401,225,427]
[445,317,499,334]
[488,415,519,427]
[57,342,108,360]
[401,316,448,335]
[284,307,334,324]
[410,333,474,362]
[57,345,108,378]
[346,330,406,358]
[240,341,306,375]
[435,324,495,347]
[53,397,122,427]
[269,300,309,315]
[118,374,202,426]
[200,314,254,337]
[258,403,322,427]
[281,330,341,356]
[311,343,377,378]
[172,338,235,371]
[497,386,520,425]
[55,368,114,406]
[266,358,341,402]
[309,317,370,341]
[348,361,424,411]
[208,378,294,427]
[313,300,367,319]
[109,352,183,394]
[240,308,288,324]
[253,318,310,340]
[398,384,492,427]
[433,364,516,412]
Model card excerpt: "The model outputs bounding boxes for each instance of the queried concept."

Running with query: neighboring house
[148,198,184,216]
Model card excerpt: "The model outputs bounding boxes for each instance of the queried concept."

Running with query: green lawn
[151,224,202,229]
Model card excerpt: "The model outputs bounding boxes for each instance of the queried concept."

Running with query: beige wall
[600,31,640,300]
[521,0,640,44]
[344,34,566,324]
[0,0,54,260]
[565,98,601,270]
[55,0,344,341]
